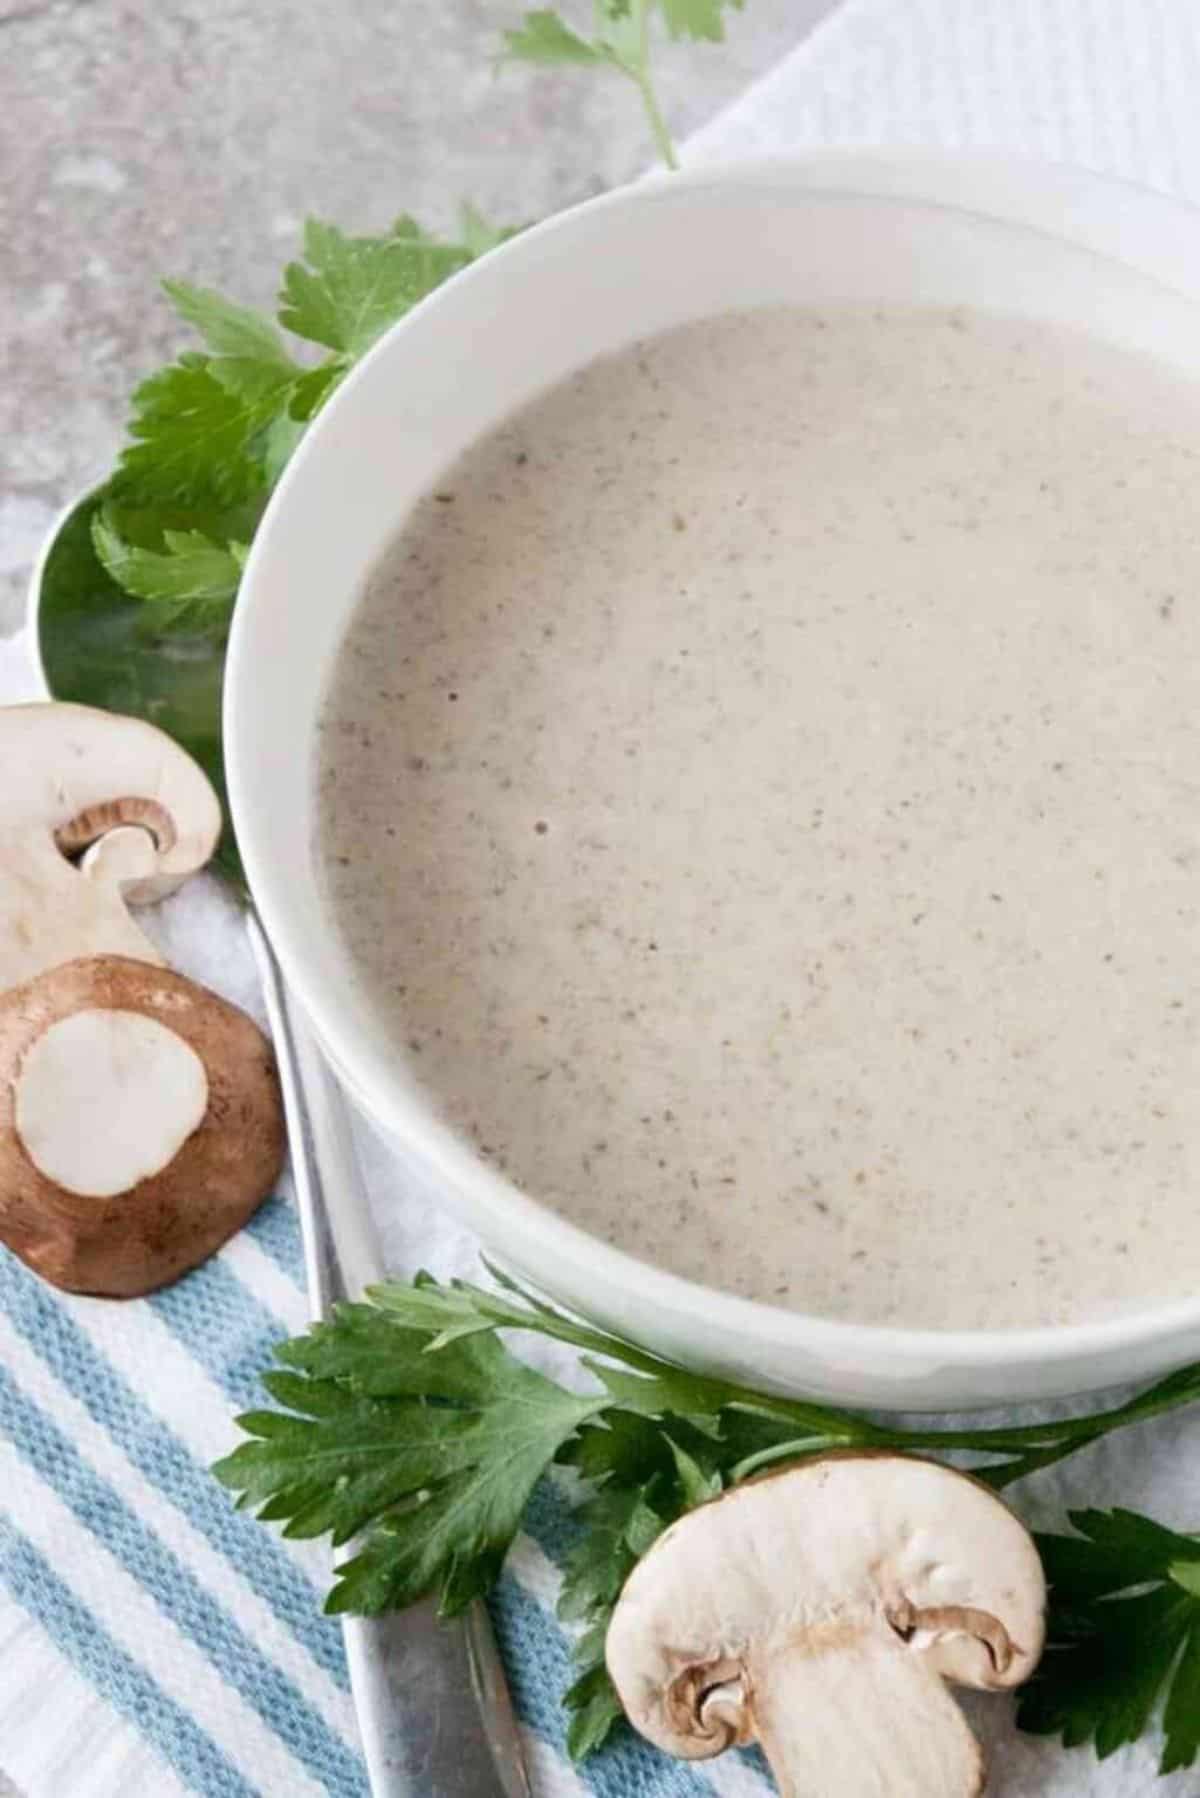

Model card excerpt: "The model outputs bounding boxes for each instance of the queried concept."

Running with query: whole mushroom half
[0,701,222,985]
[606,1452,1046,1798]
[0,702,284,1295]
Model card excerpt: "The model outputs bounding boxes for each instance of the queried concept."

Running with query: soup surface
[317,304,1200,1329]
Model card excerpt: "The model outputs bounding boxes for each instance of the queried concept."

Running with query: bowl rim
[211,147,1200,1377]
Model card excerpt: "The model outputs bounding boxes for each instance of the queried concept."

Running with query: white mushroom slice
[16,1009,209,1198]
[606,1452,1046,1798]
[0,702,222,987]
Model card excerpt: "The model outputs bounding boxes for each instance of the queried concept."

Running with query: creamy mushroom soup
[316,305,1200,1329]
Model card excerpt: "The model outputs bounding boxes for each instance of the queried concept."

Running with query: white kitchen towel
[6,2,1200,1793]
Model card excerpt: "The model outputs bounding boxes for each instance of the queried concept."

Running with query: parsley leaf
[556,1405,675,1484]
[558,1481,660,1622]
[501,9,606,63]
[278,218,472,358]
[1019,1509,1200,1772]
[91,507,246,635]
[161,280,296,368]
[554,1410,724,1754]
[555,1433,677,1756]
[563,1660,625,1761]
[214,1306,605,1616]
[664,1432,723,1505]
[660,0,742,41]
[111,280,304,517]
[1162,1613,1200,1773]
[114,352,288,508]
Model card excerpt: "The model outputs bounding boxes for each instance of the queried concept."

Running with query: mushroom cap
[605,1452,1045,1764]
[0,954,284,1296]
[0,702,221,899]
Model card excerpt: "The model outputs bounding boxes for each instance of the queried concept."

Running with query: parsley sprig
[95,216,480,636]
[503,2,744,170]
[214,1267,1200,1763]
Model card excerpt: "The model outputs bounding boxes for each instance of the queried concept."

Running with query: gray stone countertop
[1,0,825,637]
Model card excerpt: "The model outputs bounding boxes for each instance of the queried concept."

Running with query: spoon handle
[247,912,531,1798]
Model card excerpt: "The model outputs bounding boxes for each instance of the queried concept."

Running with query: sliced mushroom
[0,702,222,988]
[0,955,284,1295]
[606,1451,1046,1798]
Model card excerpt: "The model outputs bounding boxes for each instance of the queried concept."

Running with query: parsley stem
[728,1428,1098,1492]
[727,1388,1196,1492]
[730,1435,858,1482]
[630,0,679,170]
[635,68,679,170]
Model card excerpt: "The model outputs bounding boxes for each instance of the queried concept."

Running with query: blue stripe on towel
[0,1516,258,1798]
[0,1250,349,1692]
[149,1257,292,1410]
[242,1192,307,1287]
[523,1475,585,1567]
[0,1364,367,1795]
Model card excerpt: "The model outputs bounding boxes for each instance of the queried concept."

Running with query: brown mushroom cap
[606,1452,1046,1798]
[0,954,285,1296]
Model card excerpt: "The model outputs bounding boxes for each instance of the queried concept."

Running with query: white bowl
[227,150,1200,1410]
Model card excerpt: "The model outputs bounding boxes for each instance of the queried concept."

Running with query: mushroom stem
[748,1636,984,1798]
